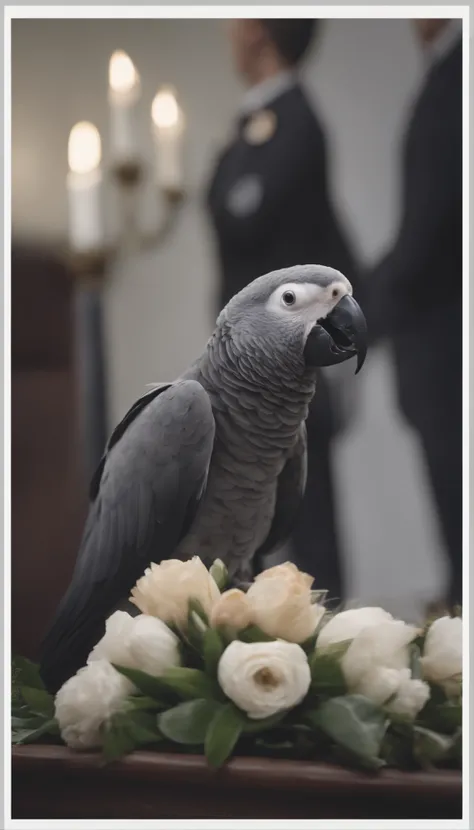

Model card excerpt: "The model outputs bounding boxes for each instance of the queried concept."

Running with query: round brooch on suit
[244,110,277,145]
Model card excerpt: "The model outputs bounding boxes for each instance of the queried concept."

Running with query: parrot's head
[220,264,368,374]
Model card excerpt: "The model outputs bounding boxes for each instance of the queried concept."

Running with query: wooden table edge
[12,745,462,799]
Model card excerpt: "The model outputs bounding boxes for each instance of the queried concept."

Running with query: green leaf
[413,726,454,769]
[186,602,208,653]
[12,714,44,730]
[111,665,173,705]
[311,694,387,763]
[209,559,228,592]
[331,744,387,772]
[238,624,275,643]
[176,631,202,666]
[11,699,30,717]
[310,589,328,605]
[420,696,462,734]
[410,644,422,680]
[314,639,352,660]
[240,710,288,734]
[125,695,167,712]
[215,624,238,647]
[205,703,243,768]
[300,632,319,656]
[12,656,45,691]
[102,720,137,763]
[159,698,223,745]
[203,628,225,679]
[12,718,60,745]
[427,681,449,705]
[20,687,55,718]
[188,598,209,626]
[381,721,416,769]
[412,631,426,651]
[308,651,347,697]
[127,709,163,743]
[102,709,163,762]
[160,667,222,701]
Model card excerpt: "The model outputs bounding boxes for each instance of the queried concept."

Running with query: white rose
[88,610,181,677]
[316,607,393,651]
[356,667,406,706]
[55,660,134,749]
[342,620,419,689]
[386,669,430,719]
[127,615,181,675]
[218,639,311,720]
[246,562,325,643]
[316,607,419,706]
[422,616,462,696]
[88,611,136,666]
[210,589,253,631]
[356,666,429,718]
[130,556,221,628]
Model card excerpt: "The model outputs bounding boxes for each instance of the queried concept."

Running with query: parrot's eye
[282,290,296,307]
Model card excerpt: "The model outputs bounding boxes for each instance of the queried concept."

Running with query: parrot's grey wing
[89,382,172,500]
[40,380,215,692]
[254,423,307,564]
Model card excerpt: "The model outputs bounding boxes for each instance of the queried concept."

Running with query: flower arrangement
[12,559,462,772]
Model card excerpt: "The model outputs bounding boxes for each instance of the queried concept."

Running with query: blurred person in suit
[206,19,362,601]
[367,19,462,609]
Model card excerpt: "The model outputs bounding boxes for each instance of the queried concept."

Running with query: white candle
[151,86,185,191]
[108,50,140,165]
[67,121,103,252]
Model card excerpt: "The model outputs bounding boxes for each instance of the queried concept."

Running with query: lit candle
[108,50,140,165]
[67,121,103,252]
[151,85,185,192]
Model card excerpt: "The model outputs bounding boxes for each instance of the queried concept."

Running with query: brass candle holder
[111,160,186,254]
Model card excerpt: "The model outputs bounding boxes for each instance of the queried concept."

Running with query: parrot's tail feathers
[39,601,106,695]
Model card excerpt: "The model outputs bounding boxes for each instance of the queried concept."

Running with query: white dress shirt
[240,70,298,115]
[425,19,462,68]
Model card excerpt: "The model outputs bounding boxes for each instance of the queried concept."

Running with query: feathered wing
[40,380,215,692]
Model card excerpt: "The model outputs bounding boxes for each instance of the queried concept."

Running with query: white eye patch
[266,282,325,314]
[265,281,351,335]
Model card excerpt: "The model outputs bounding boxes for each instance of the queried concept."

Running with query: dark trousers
[393,303,462,606]
[290,417,345,604]
[418,420,462,605]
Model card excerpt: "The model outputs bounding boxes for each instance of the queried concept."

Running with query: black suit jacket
[368,41,462,427]
[368,41,462,340]
[206,83,359,437]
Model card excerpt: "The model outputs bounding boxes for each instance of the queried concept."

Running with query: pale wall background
[11,18,447,618]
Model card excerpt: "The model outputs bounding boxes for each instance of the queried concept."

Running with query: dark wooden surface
[11,745,462,820]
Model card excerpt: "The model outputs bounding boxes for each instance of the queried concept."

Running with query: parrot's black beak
[304,294,368,374]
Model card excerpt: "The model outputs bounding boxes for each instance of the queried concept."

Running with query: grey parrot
[40,264,367,692]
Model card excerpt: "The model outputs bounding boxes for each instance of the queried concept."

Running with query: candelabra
[66,50,186,479]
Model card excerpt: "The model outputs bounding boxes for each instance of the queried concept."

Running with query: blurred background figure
[206,19,361,601]
[366,19,462,610]
[11,18,465,655]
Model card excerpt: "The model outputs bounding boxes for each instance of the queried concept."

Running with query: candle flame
[68,122,101,174]
[151,86,182,130]
[109,50,139,94]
